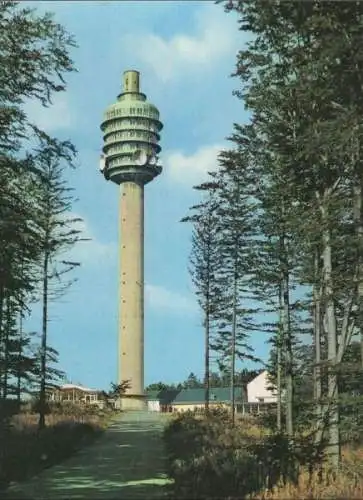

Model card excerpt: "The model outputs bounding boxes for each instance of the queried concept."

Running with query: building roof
[146,389,180,405]
[146,387,244,405]
[173,387,244,404]
[146,390,159,400]
[247,370,268,383]
[59,384,98,393]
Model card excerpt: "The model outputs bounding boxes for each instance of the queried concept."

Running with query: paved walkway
[4,412,172,499]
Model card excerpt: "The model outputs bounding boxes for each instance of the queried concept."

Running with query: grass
[253,438,363,499]
[4,410,172,500]
[11,411,106,429]
[254,469,363,499]
[0,405,117,491]
[164,410,363,500]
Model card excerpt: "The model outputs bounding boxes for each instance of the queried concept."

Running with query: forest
[0,0,83,429]
[164,1,363,498]
[2,0,363,498]
[0,1,104,491]
[146,369,262,392]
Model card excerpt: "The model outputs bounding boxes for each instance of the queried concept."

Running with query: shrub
[164,411,363,500]
[164,410,263,499]
[253,469,363,500]
[0,406,113,492]
[2,420,102,485]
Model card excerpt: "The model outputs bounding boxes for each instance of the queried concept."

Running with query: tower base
[119,395,147,411]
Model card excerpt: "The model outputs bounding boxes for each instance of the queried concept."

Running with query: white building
[147,397,160,412]
[48,383,107,409]
[247,370,277,403]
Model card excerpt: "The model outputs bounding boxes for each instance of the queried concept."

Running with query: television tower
[100,70,163,410]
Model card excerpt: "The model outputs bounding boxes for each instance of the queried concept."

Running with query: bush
[30,399,102,417]
[164,410,363,500]
[0,405,114,493]
[164,410,263,499]
[164,411,327,499]
[2,420,102,485]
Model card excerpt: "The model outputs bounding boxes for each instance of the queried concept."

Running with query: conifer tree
[29,137,82,430]
[211,155,260,423]
[0,1,78,414]
[182,182,222,411]
[220,0,363,468]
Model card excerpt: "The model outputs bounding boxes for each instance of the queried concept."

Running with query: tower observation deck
[100,70,163,410]
[100,70,163,185]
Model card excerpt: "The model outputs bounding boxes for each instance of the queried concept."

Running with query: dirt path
[4,411,172,499]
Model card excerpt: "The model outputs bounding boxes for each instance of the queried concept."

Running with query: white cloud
[24,93,74,132]
[165,144,224,187]
[121,5,239,82]
[65,214,117,267]
[145,284,198,315]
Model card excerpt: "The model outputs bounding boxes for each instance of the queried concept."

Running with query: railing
[236,402,277,416]
[152,402,277,416]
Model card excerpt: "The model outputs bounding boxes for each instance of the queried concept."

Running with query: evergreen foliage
[185,0,363,472]
[0,0,82,435]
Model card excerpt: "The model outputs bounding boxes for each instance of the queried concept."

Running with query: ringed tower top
[100,70,163,185]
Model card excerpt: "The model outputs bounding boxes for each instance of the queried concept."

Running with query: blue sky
[23,1,269,391]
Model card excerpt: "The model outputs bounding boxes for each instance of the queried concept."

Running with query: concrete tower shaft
[100,70,162,411]
[119,181,144,408]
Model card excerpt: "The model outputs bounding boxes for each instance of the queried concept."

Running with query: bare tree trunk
[38,249,49,431]
[0,281,4,488]
[280,232,293,438]
[313,249,323,443]
[283,270,293,438]
[17,308,23,403]
[277,285,283,432]
[0,283,4,400]
[230,249,238,425]
[205,207,212,413]
[321,199,340,469]
[204,288,210,413]
[17,258,24,403]
[0,281,5,484]
[2,294,11,400]
[353,180,363,368]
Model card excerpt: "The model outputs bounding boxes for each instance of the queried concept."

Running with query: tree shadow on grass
[4,416,172,499]
[4,483,171,500]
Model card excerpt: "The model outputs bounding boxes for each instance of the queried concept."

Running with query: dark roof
[146,390,159,400]
[146,389,179,404]
[146,387,244,404]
